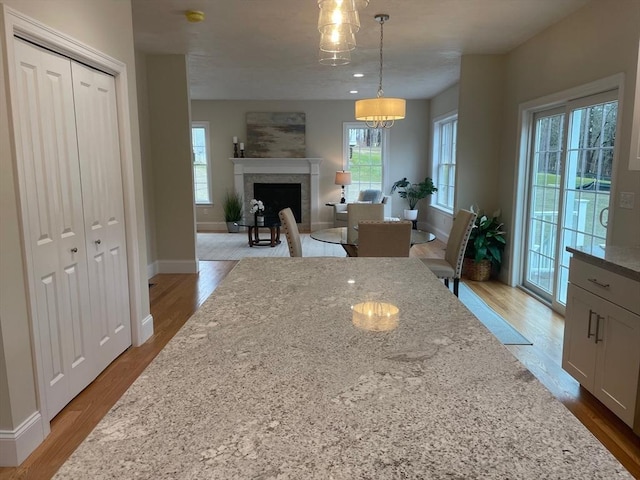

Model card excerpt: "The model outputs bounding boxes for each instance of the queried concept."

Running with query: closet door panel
[13,39,95,420]
[72,62,131,369]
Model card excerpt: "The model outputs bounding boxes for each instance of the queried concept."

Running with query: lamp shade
[319,27,356,52]
[355,97,406,122]
[319,49,351,66]
[317,0,361,33]
[335,171,352,185]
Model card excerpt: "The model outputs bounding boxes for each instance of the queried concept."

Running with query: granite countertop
[55,258,631,479]
[567,245,640,281]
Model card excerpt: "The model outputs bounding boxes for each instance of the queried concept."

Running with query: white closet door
[71,62,132,370]
[13,38,95,420]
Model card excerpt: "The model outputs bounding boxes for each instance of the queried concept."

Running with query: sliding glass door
[524,91,617,309]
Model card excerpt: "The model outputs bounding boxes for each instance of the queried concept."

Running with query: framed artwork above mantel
[246,112,306,158]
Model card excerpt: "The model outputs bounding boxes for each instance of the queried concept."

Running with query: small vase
[256,214,264,226]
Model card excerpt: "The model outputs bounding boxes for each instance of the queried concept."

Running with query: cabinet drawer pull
[587,278,610,289]
[587,309,596,338]
[594,314,604,344]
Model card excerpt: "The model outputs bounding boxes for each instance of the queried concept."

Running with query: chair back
[347,203,384,243]
[357,221,412,257]
[278,207,302,257]
[444,209,477,277]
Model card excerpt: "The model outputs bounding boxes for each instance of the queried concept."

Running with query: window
[191,122,212,204]
[343,122,387,202]
[432,113,457,212]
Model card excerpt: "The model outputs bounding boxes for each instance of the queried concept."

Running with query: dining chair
[357,220,412,257]
[422,209,476,296]
[278,207,302,257]
[345,203,384,257]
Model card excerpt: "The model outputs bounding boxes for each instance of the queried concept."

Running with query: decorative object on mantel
[355,14,406,128]
[390,177,437,226]
[250,198,265,226]
[246,112,306,158]
[239,142,245,158]
[335,170,352,203]
[233,136,239,158]
[463,206,506,281]
[223,191,243,233]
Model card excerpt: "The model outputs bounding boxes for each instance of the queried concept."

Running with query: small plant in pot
[390,177,437,223]
[223,191,243,233]
[463,207,507,281]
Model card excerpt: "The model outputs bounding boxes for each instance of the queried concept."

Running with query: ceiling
[131,0,590,101]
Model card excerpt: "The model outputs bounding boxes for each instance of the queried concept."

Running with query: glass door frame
[510,74,624,315]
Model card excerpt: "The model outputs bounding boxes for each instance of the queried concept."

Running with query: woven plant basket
[463,258,492,282]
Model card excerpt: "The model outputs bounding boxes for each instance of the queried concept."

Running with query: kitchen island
[55,258,631,479]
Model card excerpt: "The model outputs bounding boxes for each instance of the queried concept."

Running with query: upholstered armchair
[333,189,393,227]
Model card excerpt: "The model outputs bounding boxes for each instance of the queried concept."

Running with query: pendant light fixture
[355,14,406,128]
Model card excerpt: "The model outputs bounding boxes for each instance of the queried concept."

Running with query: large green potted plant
[390,177,437,221]
[464,207,506,281]
[223,191,243,233]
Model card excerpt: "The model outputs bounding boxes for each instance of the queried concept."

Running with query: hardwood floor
[1,251,639,479]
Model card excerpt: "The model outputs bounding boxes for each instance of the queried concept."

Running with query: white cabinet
[563,256,640,430]
[13,38,131,420]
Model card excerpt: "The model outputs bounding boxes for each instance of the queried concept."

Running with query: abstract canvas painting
[246,112,306,158]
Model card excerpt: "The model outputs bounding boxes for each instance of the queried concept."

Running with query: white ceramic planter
[403,209,418,221]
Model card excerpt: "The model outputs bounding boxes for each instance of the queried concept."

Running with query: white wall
[146,54,197,273]
[190,99,430,229]
[500,0,640,254]
[426,83,459,240]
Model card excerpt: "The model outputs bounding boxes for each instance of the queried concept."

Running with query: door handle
[587,309,596,339]
[95,239,102,245]
[594,314,604,344]
[70,247,78,253]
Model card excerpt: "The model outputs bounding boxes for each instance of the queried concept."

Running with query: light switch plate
[619,192,635,209]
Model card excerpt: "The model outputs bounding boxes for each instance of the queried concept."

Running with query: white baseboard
[197,221,226,232]
[0,412,47,466]
[147,260,159,279]
[136,314,154,346]
[423,222,449,243]
[157,259,199,274]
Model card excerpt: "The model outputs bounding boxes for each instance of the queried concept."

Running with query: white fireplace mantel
[230,157,323,229]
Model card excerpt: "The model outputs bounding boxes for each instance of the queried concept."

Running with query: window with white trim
[191,122,212,204]
[432,113,457,212]
[343,122,387,202]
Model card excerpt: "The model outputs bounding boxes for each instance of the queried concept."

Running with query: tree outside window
[343,123,387,202]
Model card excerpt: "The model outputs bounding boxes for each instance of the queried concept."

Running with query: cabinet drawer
[569,257,640,315]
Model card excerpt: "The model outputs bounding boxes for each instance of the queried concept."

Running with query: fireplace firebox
[254,183,302,223]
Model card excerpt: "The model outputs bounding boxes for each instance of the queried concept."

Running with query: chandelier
[355,14,406,128]
[317,0,368,66]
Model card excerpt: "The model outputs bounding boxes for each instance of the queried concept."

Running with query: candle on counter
[239,142,244,150]
[233,136,238,144]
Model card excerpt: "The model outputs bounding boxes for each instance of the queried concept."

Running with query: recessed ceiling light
[353,73,364,78]
[350,90,358,94]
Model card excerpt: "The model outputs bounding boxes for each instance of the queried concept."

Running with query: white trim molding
[0,412,46,466]
[231,158,323,230]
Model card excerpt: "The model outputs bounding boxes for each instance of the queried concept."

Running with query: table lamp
[335,171,352,204]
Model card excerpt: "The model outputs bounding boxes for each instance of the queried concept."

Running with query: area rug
[197,232,345,260]
[458,283,532,345]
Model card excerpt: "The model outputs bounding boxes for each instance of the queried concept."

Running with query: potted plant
[463,207,507,281]
[390,177,437,221]
[223,191,243,233]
